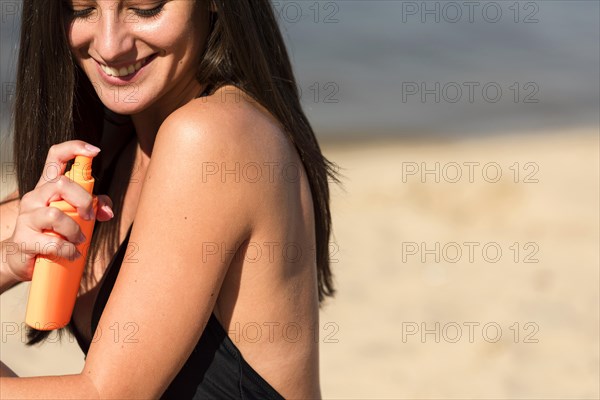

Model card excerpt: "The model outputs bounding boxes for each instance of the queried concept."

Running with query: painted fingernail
[66,245,82,261]
[102,205,115,218]
[77,232,86,244]
[80,209,92,221]
[85,144,101,153]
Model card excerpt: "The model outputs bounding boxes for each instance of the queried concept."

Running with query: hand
[4,140,114,283]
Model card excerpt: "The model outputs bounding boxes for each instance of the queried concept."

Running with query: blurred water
[1,0,598,139]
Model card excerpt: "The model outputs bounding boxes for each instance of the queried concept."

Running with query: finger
[95,195,115,222]
[25,231,82,261]
[36,141,101,188]
[23,206,86,245]
[21,175,95,221]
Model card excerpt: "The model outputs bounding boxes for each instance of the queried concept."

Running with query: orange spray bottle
[25,155,98,330]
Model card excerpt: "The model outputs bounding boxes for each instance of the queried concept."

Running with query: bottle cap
[66,155,94,192]
[50,155,96,212]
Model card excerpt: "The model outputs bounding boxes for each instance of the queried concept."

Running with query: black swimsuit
[67,86,285,399]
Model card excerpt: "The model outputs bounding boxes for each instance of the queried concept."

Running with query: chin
[85,69,156,115]
[98,92,153,116]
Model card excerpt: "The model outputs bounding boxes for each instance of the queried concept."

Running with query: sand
[1,129,598,398]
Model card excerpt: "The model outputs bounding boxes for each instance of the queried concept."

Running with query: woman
[0,0,337,398]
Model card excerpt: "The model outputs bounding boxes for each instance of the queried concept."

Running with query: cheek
[66,22,93,61]
[133,16,198,59]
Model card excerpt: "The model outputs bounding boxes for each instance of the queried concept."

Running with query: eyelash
[132,2,166,18]
[69,2,166,20]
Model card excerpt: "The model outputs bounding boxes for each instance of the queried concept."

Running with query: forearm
[0,240,21,295]
[0,374,100,399]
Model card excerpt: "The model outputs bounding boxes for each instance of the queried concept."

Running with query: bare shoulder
[148,85,301,229]
[157,85,293,166]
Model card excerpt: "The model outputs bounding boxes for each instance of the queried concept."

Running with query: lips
[98,54,157,78]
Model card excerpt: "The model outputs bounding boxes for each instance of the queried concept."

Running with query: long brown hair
[13,0,338,346]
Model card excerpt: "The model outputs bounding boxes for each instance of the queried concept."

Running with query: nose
[92,4,135,65]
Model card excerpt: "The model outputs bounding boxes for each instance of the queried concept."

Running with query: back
[186,88,321,397]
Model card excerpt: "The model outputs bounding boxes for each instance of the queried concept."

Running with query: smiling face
[65,0,211,116]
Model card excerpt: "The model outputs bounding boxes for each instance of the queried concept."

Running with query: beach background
[1,1,599,398]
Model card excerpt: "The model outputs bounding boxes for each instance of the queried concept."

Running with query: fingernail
[85,144,101,153]
[102,205,115,218]
[66,246,82,261]
[77,232,86,244]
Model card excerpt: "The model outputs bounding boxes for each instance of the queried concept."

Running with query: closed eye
[66,6,94,19]
[65,2,167,20]
[131,1,166,19]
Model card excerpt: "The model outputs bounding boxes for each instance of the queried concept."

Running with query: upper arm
[81,101,267,398]
[1,190,20,242]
